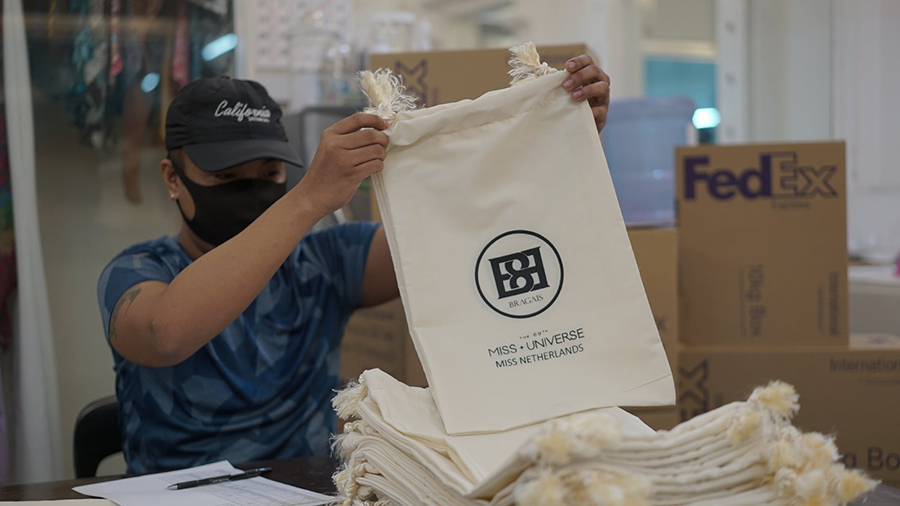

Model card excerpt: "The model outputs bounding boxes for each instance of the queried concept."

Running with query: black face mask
[170,160,286,246]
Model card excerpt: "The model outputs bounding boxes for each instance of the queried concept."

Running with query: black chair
[73,395,122,478]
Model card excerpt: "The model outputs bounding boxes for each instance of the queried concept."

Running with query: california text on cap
[165,76,303,172]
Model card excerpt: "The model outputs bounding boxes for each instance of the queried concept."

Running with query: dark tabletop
[1,456,899,504]
[0,457,337,501]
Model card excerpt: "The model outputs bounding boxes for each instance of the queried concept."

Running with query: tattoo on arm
[109,286,142,343]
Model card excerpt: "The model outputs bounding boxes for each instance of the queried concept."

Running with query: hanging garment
[189,3,201,80]
[47,0,58,37]
[107,0,122,85]
[360,43,673,435]
[0,111,15,350]
[57,0,234,151]
[0,355,7,485]
[332,370,877,506]
[187,0,233,80]
[171,0,189,89]
[68,0,110,149]
[187,0,227,17]
[0,14,15,350]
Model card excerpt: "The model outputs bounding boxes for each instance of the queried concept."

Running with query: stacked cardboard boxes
[622,227,680,430]
[678,334,900,484]
[674,142,900,487]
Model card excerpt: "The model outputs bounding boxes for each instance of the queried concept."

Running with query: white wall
[646,0,714,42]
[747,0,832,142]
[833,0,900,262]
[718,0,833,144]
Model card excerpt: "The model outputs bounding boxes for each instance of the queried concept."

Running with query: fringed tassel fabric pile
[348,41,876,504]
[359,69,418,123]
[333,370,876,506]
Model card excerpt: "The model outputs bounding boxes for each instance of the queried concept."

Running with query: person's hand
[561,55,611,133]
[297,113,389,217]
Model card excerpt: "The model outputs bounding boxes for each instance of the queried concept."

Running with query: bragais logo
[476,231,563,319]
[489,247,549,299]
[682,152,838,201]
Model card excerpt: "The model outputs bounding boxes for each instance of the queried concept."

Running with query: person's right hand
[296,113,389,218]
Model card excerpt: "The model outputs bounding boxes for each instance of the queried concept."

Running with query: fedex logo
[682,152,838,201]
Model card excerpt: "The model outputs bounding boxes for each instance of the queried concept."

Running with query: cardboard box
[676,142,848,346]
[626,407,680,431]
[677,334,900,486]
[340,300,407,381]
[629,227,679,371]
[340,299,427,387]
[624,228,680,423]
[369,44,593,107]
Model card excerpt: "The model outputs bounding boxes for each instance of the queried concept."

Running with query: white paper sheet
[0,501,115,505]
[72,461,334,506]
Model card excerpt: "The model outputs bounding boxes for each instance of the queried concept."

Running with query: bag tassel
[508,41,559,86]
[360,41,558,121]
[359,69,418,122]
[331,376,878,505]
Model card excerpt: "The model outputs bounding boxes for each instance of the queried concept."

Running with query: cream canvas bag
[362,43,674,435]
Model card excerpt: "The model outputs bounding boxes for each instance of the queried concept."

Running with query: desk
[0,457,336,501]
[2,456,899,504]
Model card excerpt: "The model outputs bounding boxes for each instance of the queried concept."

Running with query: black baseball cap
[165,76,303,172]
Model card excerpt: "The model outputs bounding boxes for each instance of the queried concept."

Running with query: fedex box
[676,142,848,346]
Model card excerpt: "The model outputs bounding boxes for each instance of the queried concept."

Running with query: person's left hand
[562,55,610,133]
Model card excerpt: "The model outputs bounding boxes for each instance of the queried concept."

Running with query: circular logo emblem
[475,230,564,319]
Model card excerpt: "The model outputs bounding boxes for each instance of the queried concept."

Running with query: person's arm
[109,113,390,367]
[359,227,400,307]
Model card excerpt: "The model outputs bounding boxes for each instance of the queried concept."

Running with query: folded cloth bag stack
[361,42,674,435]
[332,369,877,506]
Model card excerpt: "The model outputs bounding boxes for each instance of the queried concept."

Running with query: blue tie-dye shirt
[97,222,379,473]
